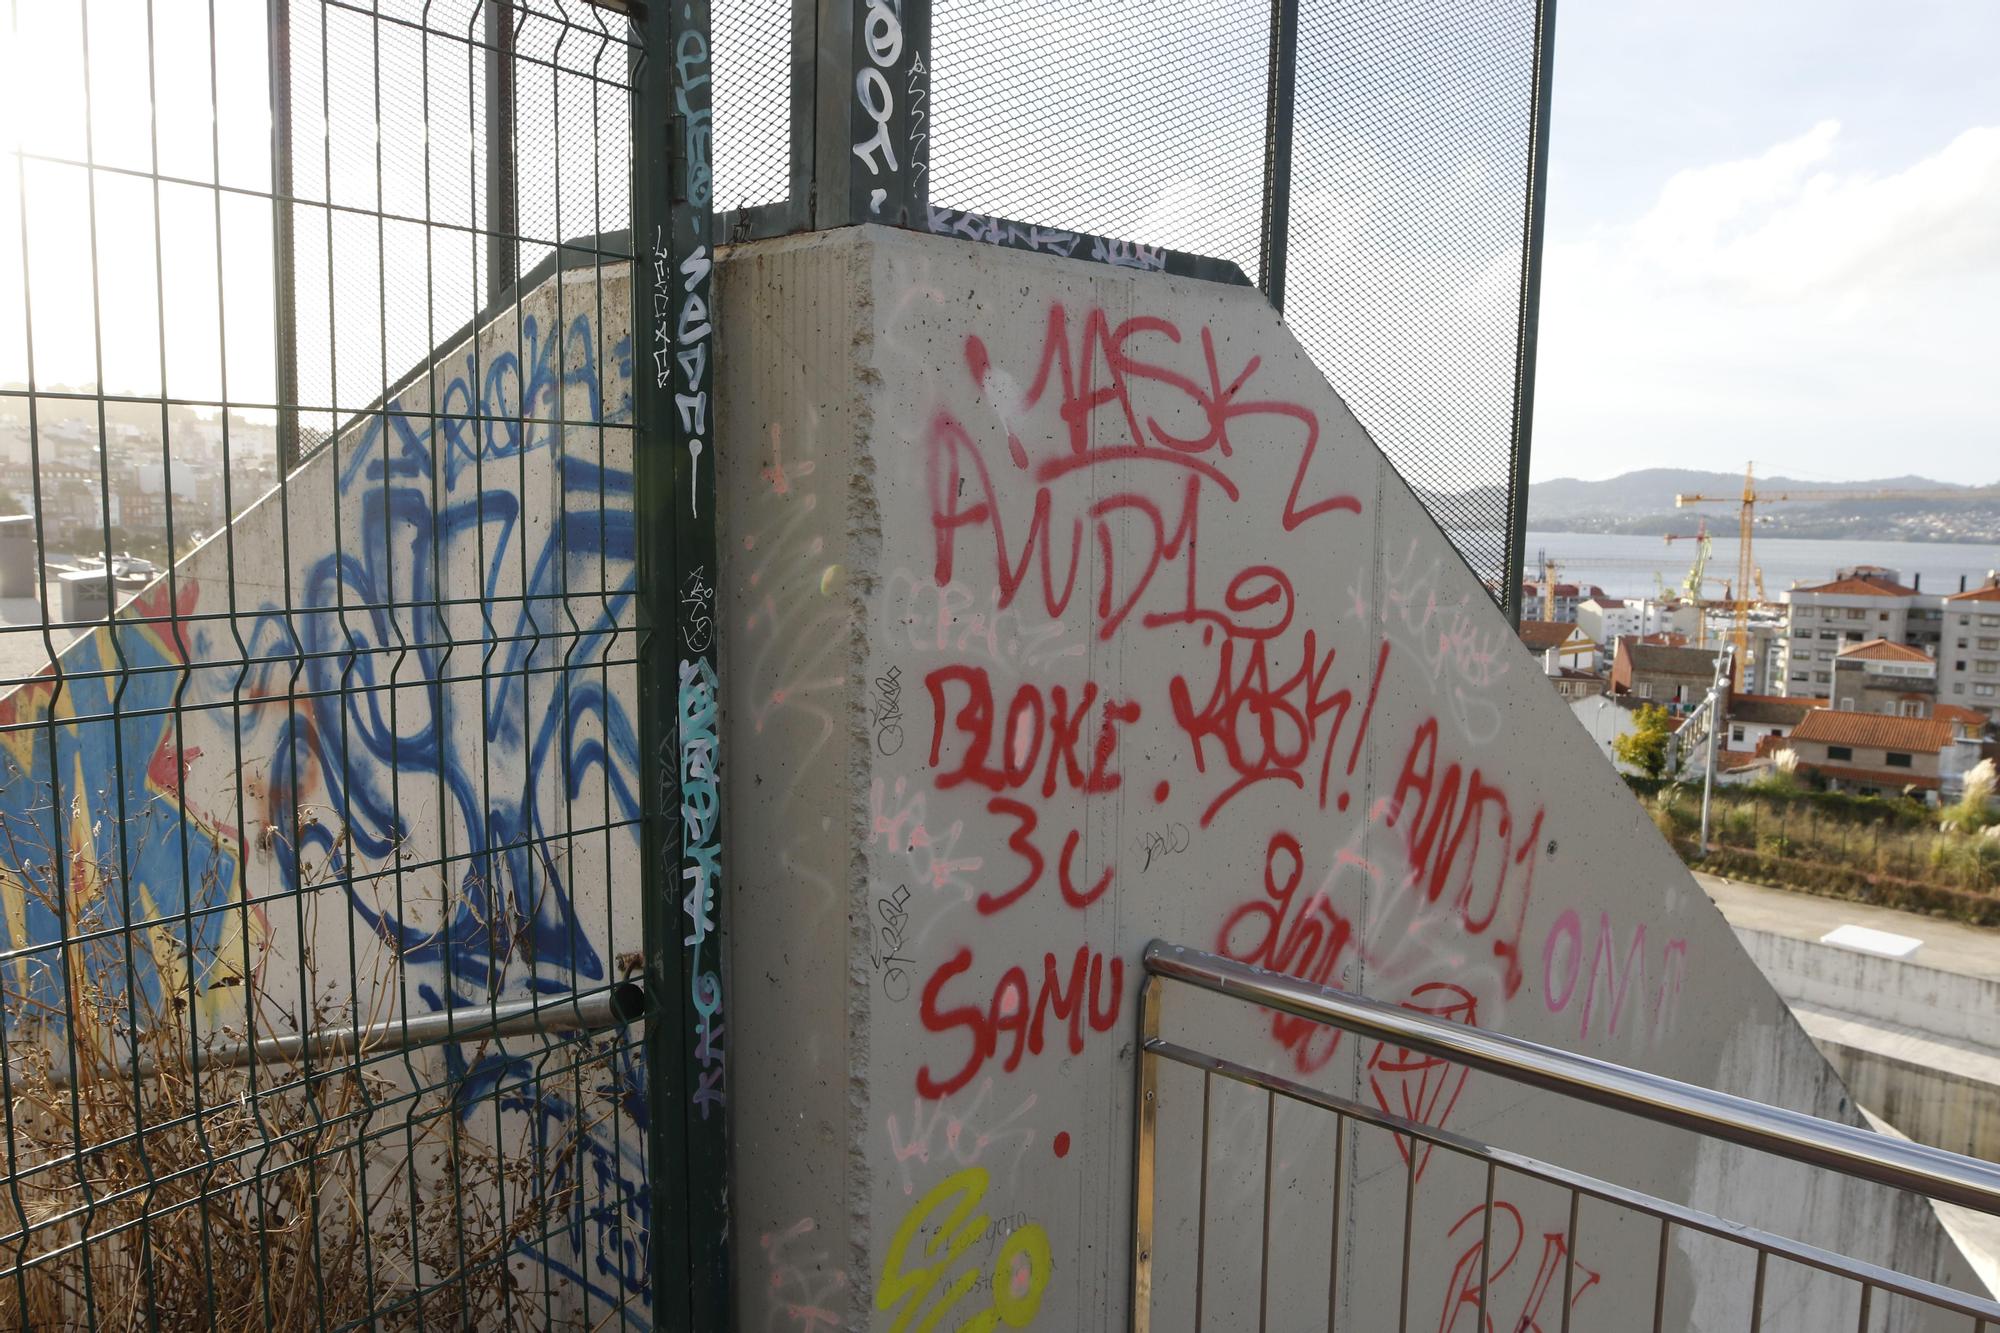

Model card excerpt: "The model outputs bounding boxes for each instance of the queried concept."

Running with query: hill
[1526,469,2000,543]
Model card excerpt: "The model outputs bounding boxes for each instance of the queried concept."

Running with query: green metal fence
[0,0,708,1324]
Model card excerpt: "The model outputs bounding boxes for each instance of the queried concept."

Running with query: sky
[4,1,1995,493]
[1533,0,2000,486]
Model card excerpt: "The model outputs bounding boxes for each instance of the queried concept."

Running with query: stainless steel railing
[1131,939,2000,1333]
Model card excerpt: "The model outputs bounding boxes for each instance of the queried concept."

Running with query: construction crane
[1676,464,2000,685]
[1656,520,1736,644]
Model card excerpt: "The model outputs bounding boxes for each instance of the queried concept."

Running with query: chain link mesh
[924,0,1544,597]
[929,0,1274,279]
[712,0,793,213]
[1,0,651,1322]
[1287,0,1539,596]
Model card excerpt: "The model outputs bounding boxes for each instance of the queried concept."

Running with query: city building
[1519,618,1596,670]
[1775,567,1945,699]
[1576,594,1698,647]
[1829,639,1936,716]
[1518,580,1608,624]
[1568,692,1650,773]
[1544,660,1605,700]
[1608,641,1718,706]
[1941,573,2000,718]
[1720,692,1821,757]
[1783,710,1955,800]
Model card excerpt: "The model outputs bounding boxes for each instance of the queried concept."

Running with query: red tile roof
[1947,578,2000,603]
[1834,638,1933,663]
[1725,693,1819,726]
[1937,703,1988,727]
[1792,576,1918,597]
[1789,710,1953,753]
[1519,620,1579,651]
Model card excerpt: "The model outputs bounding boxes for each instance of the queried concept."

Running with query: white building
[1575,595,1697,648]
[1776,567,1945,699]
[1941,574,2000,719]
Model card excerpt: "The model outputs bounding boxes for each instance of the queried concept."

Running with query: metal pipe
[266,0,299,473]
[1138,1035,2000,1323]
[36,982,646,1089]
[1698,642,1732,855]
[1501,0,1559,630]
[1142,941,2000,1216]
[1257,0,1299,312]
[483,0,518,306]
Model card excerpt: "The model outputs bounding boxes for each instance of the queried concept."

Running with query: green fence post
[635,0,730,1323]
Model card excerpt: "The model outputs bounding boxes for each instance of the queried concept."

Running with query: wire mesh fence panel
[926,0,1275,279]
[1284,0,1544,601]
[711,0,793,214]
[0,0,654,1325]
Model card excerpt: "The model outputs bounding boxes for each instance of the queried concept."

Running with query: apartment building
[1518,580,1608,624]
[1829,639,1936,716]
[1775,567,1941,698]
[1575,595,1698,649]
[1941,574,2000,718]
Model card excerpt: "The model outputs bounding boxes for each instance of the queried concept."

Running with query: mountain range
[1525,468,2000,544]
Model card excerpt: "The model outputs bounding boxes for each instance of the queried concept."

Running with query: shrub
[1614,704,1674,780]
[0,802,607,1329]
[1944,759,1999,835]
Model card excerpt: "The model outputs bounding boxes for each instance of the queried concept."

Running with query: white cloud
[1629,120,2000,301]
[1533,122,2000,483]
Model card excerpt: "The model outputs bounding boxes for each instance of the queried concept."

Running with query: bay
[1522,531,2000,604]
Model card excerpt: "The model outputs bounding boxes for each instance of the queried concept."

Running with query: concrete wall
[718,226,1977,1331]
[0,266,648,1321]
[1736,924,2000,1162]
[1739,926,2000,1054]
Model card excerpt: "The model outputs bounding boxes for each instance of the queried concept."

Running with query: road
[1695,870,2000,983]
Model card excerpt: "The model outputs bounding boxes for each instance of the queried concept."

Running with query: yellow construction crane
[1664,521,1717,647]
[1676,463,2000,684]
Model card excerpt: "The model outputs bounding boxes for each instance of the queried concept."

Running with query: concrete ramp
[718,225,1978,1330]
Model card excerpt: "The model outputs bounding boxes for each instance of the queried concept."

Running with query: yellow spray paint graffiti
[876,1165,1052,1331]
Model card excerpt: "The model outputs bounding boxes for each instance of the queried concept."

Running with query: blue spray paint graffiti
[0,288,655,1319]
[678,655,723,1116]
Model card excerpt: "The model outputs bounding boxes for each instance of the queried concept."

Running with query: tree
[1614,703,1674,779]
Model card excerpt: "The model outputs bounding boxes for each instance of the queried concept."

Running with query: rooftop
[1936,703,1993,736]
[1790,575,1919,598]
[1727,693,1822,727]
[1835,638,1934,663]
[1624,643,1719,677]
[1788,709,1954,754]
[1518,619,1584,652]
[1946,575,2000,604]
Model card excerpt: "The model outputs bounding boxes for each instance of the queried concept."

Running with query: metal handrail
[1143,940,2000,1217]
[25,981,648,1089]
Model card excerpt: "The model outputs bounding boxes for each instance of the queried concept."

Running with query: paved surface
[1699,871,2000,1295]
[1696,871,2000,983]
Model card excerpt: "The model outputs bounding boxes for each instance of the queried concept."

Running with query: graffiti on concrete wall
[0,285,652,1317]
[845,278,1705,1326]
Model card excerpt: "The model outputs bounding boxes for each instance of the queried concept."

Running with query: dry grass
[0,800,614,1330]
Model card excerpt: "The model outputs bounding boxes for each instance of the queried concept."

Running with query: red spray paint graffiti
[903,299,1365,1101]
